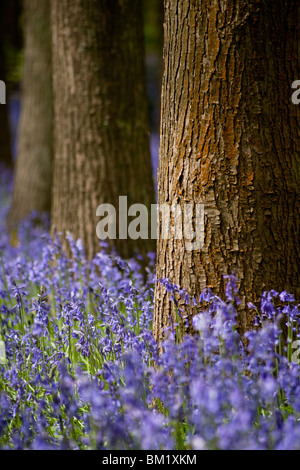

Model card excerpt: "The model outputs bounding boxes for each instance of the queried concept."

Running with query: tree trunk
[154,0,300,344]
[7,0,53,229]
[50,0,155,261]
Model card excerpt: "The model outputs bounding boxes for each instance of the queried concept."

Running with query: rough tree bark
[50,0,155,261]
[154,0,300,344]
[7,0,53,229]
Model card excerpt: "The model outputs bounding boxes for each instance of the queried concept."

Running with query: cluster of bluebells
[0,170,300,450]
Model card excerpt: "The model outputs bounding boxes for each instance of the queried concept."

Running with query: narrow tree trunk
[51,0,155,261]
[7,0,53,229]
[154,0,300,344]
[144,0,164,135]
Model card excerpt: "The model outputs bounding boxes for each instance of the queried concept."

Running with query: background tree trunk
[7,0,53,229]
[51,0,155,261]
[154,0,300,344]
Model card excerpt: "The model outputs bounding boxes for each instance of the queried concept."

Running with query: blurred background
[0,0,163,176]
[0,0,22,166]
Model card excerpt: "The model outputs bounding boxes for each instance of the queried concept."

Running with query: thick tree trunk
[51,0,155,261]
[7,0,53,229]
[154,0,300,344]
